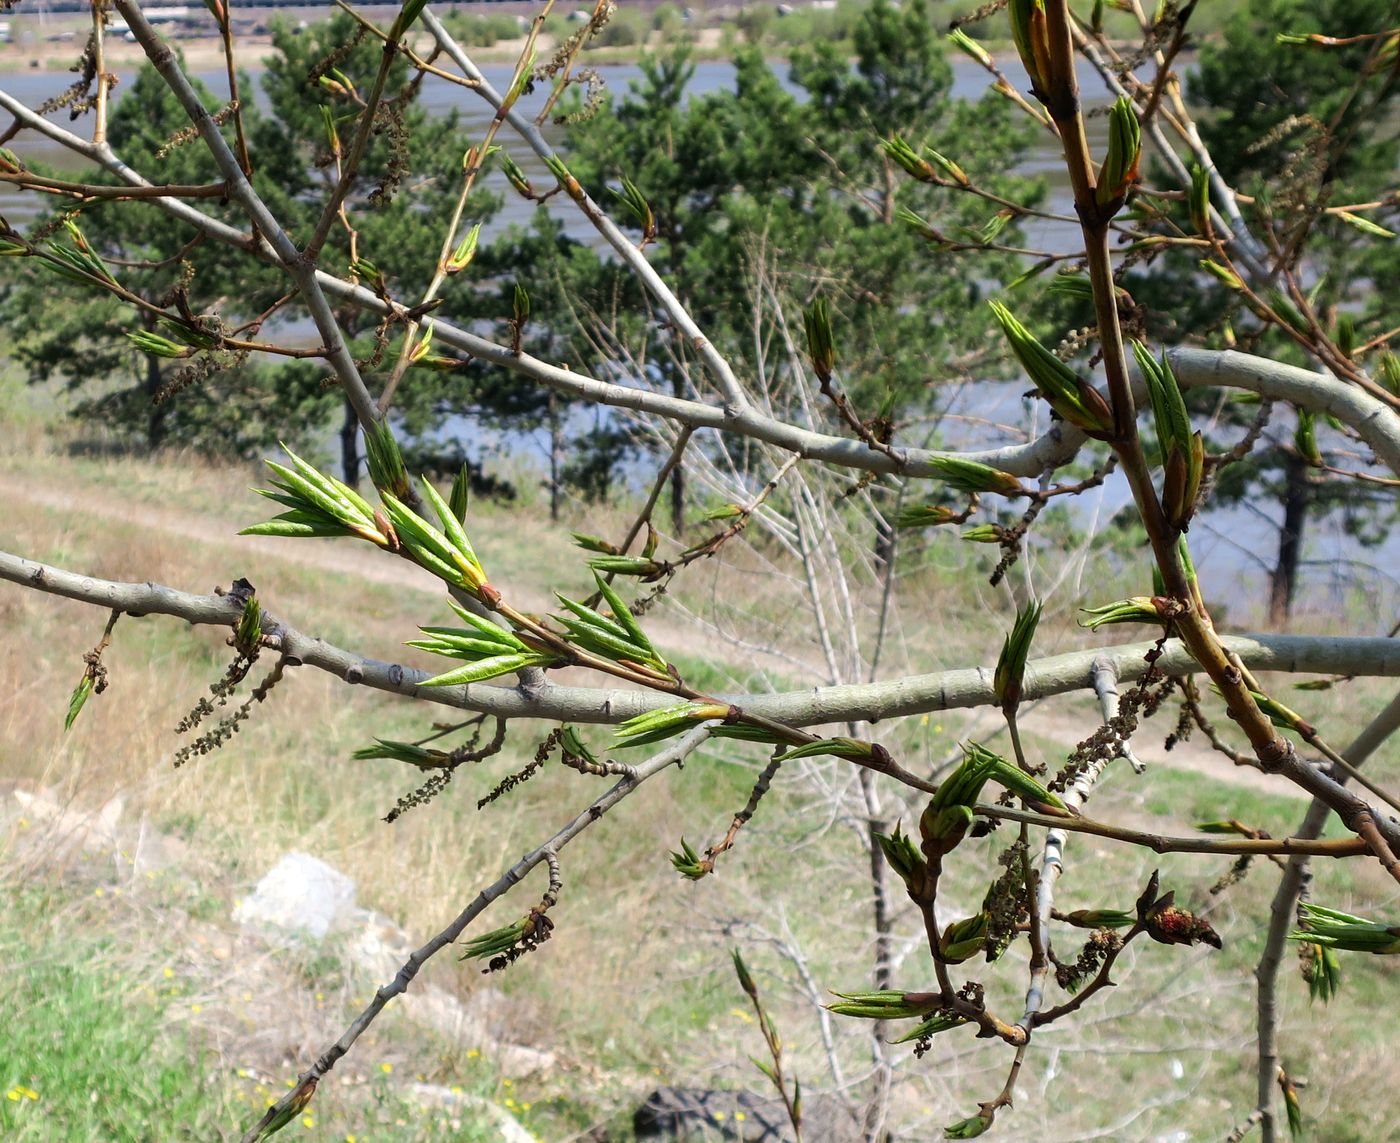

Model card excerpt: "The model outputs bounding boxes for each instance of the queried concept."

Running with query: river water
[0,51,1102,234]
[1,50,1395,622]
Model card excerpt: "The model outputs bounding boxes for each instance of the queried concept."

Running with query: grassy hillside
[2,372,1398,1141]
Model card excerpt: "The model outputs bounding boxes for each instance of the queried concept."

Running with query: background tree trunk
[339,397,361,487]
[1268,455,1309,627]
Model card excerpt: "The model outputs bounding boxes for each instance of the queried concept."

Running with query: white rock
[233,852,358,940]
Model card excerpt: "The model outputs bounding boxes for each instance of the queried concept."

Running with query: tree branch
[4,548,1398,732]
[237,727,710,1143]
[109,0,383,437]
[1253,687,1400,1142]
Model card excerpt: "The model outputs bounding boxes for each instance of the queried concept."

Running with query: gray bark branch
[5,548,1398,733]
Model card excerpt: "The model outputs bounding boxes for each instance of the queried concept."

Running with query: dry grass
[2,398,1398,1140]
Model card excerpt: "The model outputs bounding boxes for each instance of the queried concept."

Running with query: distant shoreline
[0,34,562,75]
[0,19,1036,77]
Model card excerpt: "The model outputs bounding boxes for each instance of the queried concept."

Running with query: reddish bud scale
[1147,906,1222,949]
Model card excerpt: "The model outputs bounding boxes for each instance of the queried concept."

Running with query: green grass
[0,880,555,1142]
[0,901,240,1141]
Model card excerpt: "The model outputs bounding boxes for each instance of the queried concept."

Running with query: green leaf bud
[1096,96,1142,211]
[989,301,1115,439]
[925,148,970,187]
[449,464,471,528]
[939,913,989,963]
[896,504,962,529]
[1060,909,1135,929]
[827,989,943,1021]
[1294,408,1322,466]
[445,222,482,274]
[993,601,1041,711]
[1300,940,1341,1002]
[1078,596,1170,630]
[881,136,938,183]
[498,153,534,198]
[875,825,927,892]
[803,297,836,382]
[670,837,707,880]
[945,1111,994,1138]
[65,673,95,732]
[731,949,757,999]
[1335,210,1395,239]
[929,456,1026,498]
[946,28,992,68]
[615,702,729,749]
[1188,163,1211,235]
[364,418,410,499]
[388,0,430,40]
[1290,903,1400,955]
[891,1010,968,1043]
[252,1077,318,1141]
[1200,260,1245,290]
[774,737,875,763]
[1008,0,1050,95]
[126,330,190,359]
[610,175,656,244]
[235,597,262,652]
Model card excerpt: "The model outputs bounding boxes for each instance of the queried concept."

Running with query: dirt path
[0,469,455,597]
[0,464,792,669]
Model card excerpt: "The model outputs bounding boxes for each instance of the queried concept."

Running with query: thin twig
[237,727,710,1143]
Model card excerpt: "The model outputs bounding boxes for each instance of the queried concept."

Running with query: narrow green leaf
[263,461,361,528]
[64,675,94,731]
[554,593,633,643]
[278,446,376,519]
[774,737,873,763]
[419,653,554,687]
[592,573,660,665]
[239,513,348,539]
[1335,210,1395,238]
[420,476,483,574]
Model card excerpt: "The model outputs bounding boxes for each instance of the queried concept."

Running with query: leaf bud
[1095,96,1142,212]
[1290,903,1400,954]
[946,28,993,69]
[445,223,482,274]
[896,504,962,529]
[1294,408,1322,466]
[993,601,1041,712]
[939,913,990,963]
[1008,0,1051,97]
[929,456,1026,498]
[803,297,836,383]
[945,1110,994,1138]
[1060,909,1135,929]
[989,301,1115,439]
[1200,260,1245,290]
[1078,596,1170,630]
[1188,163,1211,235]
